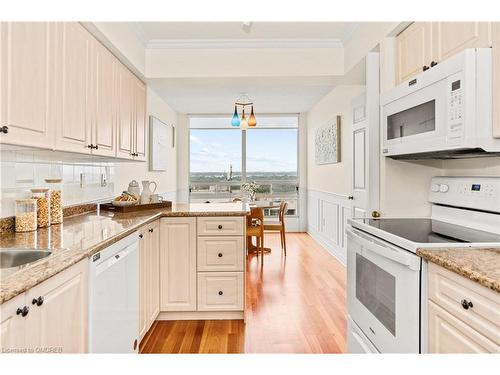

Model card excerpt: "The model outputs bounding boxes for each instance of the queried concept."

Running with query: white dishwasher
[89,232,139,353]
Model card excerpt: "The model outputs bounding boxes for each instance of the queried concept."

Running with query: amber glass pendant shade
[248,105,257,127]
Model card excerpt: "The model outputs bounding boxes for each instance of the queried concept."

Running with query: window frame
[188,115,300,216]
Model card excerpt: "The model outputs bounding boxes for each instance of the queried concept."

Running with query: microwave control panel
[447,72,465,144]
[449,79,463,123]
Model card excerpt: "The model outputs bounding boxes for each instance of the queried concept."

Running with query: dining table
[247,201,282,254]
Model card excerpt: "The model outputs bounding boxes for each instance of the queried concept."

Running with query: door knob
[371,211,381,218]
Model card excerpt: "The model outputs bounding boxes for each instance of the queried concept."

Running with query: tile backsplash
[0,159,115,218]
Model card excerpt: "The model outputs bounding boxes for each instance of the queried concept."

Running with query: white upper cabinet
[397,22,433,84]
[133,77,147,161]
[54,22,92,153]
[91,40,117,157]
[116,63,135,159]
[432,22,491,63]
[0,22,56,148]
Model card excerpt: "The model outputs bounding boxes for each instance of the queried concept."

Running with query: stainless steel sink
[0,249,52,269]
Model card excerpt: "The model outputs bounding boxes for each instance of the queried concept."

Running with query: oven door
[346,227,421,353]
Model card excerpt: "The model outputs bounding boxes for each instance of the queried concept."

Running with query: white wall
[114,88,178,200]
[176,114,190,202]
[306,85,365,194]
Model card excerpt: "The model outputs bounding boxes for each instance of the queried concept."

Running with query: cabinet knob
[149,228,153,233]
[348,196,354,200]
[16,306,29,317]
[461,299,473,310]
[94,145,99,150]
[218,225,223,230]
[32,296,44,306]
[1,125,8,134]
[87,144,93,149]
[218,291,223,296]
[218,253,223,258]
[422,65,430,71]
[430,60,438,67]
[139,234,143,239]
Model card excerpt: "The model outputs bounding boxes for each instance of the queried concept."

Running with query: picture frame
[149,116,173,171]
[315,115,341,165]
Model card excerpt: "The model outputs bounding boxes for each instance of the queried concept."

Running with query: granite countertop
[417,247,500,293]
[0,202,249,304]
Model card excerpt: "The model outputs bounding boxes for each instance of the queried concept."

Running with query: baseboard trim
[157,311,244,321]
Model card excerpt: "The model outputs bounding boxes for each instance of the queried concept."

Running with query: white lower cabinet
[0,259,88,353]
[160,217,197,312]
[197,272,244,311]
[427,263,500,353]
[139,220,160,341]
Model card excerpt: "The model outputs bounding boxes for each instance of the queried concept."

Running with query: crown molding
[146,38,344,49]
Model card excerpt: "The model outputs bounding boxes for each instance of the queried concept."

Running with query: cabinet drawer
[197,272,244,311]
[428,301,499,353]
[428,263,500,345]
[197,217,244,236]
[197,236,244,272]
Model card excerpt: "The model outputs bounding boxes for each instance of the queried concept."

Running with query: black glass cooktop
[364,218,500,244]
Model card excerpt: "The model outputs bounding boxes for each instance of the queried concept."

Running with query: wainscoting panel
[307,189,351,265]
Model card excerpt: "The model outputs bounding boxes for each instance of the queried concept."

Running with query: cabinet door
[25,259,88,353]
[149,220,160,325]
[138,226,149,340]
[396,22,433,84]
[92,40,116,157]
[160,217,197,312]
[133,77,147,161]
[492,23,500,138]
[433,22,491,62]
[116,64,134,159]
[55,22,92,153]
[428,301,499,353]
[0,294,26,352]
[0,22,55,148]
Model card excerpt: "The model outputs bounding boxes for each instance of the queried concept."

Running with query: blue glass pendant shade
[231,106,240,127]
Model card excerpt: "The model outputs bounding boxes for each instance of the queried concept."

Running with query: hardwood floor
[140,232,347,354]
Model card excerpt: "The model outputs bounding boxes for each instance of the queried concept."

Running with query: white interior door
[351,52,380,219]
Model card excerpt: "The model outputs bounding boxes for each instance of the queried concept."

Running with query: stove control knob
[431,184,440,192]
[439,184,449,193]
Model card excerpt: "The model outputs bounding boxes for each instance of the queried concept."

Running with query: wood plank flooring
[140,232,347,354]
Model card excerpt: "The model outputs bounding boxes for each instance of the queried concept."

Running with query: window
[189,116,299,216]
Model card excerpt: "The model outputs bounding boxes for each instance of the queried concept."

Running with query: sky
[190,129,297,173]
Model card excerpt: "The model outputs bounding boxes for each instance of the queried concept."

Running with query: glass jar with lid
[45,178,63,224]
[31,188,51,228]
[15,199,37,232]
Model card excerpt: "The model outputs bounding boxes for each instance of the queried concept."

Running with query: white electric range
[346,176,500,353]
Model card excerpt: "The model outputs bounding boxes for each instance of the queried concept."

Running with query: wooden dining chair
[246,207,264,266]
[264,201,288,256]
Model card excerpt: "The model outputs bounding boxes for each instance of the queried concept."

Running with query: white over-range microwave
[381,48,500,159]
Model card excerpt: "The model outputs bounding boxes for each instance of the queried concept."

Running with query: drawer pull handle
[218,225,223,230]
[16,306,29,317]
[218,291,223,296]
[218,253,223,258]
[461,299,473,310]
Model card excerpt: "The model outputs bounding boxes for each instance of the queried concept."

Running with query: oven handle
[346,228,421,271]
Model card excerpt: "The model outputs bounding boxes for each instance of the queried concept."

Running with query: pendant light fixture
[231,93,256,128]
[231,105,240,127]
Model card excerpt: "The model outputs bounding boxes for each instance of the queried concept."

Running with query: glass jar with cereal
[45,178,63,224]
[15,199,37,232]
[31,188,51,228]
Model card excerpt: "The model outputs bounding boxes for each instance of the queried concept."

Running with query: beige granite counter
[417,247,500,293]
[0,202,249,304]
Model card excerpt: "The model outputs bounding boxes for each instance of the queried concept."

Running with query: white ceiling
[125,22,365,113]
[132,22,360,46]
